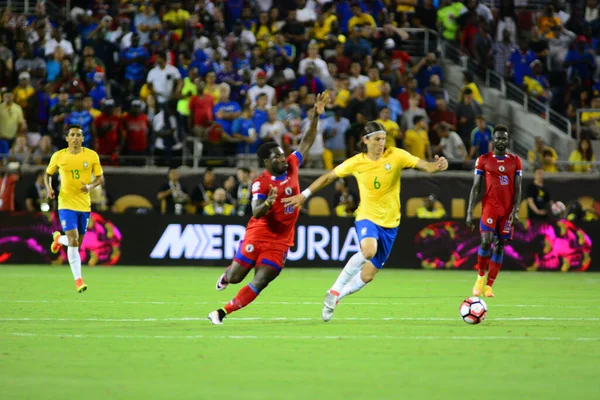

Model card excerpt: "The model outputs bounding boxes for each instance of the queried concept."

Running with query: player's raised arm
[414,155,448,173]
[282,169,338,209]
[466,171,483,230]
[296,92,328,159]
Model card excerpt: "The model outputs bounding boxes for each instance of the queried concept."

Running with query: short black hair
[463,88,473,95]
[533,165,544,172]
[494,124,509,134]
[257,142,280,166]
[238,167,251,174]
[67,124,83,131]
[413,115,425,125]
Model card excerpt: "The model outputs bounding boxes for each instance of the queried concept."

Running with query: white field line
[1,299,599,309]
[1,317,599,322]
[3,332,599,341]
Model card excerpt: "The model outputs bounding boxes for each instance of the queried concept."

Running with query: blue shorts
[355,219,399,269]
[58,209,91,234]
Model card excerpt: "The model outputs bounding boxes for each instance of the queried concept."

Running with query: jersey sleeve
[251,178,269,201]
[334,155,358,178]
[515,156,522,176]
[288,150,303,168]
[475,156,485,175]
[92,151,103,176]
[46,151,59,175]
[396,148,420,169]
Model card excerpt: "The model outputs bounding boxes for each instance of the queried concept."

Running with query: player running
[207,92,328,325]
[282,121,449,322]
[466,125,522,297]
[46,124,104,293]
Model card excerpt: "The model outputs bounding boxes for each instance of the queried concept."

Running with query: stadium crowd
[0,0,599,201]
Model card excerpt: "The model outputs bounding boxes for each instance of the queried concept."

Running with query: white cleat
[207,310,224,325]
[216,273,228,291]
[322,291,338,322]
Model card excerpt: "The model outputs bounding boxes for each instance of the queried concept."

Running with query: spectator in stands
[542,149,559,173]
[548,25,576,71]
[49,87,70,147]
[302,107,325,168]
[157,167,189,215]
[524,60,551,103]
[192,167,216,213]
[204,188,235,216]
[347,84,378,124]
[404,115,431,161]
[14,42,46,84]
[437,0,466,42]
[455,88,481,146]
[94,99,122,161]
[299,41,330,82]
[214,83,242,137]
[377,82,402,123]
[347,111,369,155]
[281,8,308,60]
[348,62,369,91]
[260,107,286,146]
[492,29,517,76]
[0,89,26,148]
[28,80,52,136]
[147,51,182,113]
[412,52,443,90]
[569,138,596,173]
[334,178,357,217]
[564,35,596,85]
[25,169,52,212]
[0,34,13,89]
[122,100,149,165]
[55,59,85,95]
[435,122,468,169]
[13,72,35,115]
[9,135,30,165]
[323,106,350,163]
[376,106,401,149]
[247,70,276,107]
[45,27,74,58]
[152,103,181,165]
[416,194,446,219]
[423,74,448,111]
[295,65,326,96]
[460,71,484,105]
[277,91,303,123]
[32,135,56,166]
[526,166,552,219]
[364,67,384,99]
[0,163,20,212]
[429,98,457,145]
[401,94,428,132]
[65,93,94,148]
[282,119,303,156]
[232,105,259,167]
[529,26,549,67]
[581,96,600,138]
[83,95,101,119]
[527,136,558,172]
[507,38,537,86]
[235,167,252,216]
[397,77,425,111]
[469,115,493,158]
[538,4,563,39]
[122,33,149,95]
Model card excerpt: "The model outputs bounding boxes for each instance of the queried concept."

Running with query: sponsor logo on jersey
[385,163,391,170]
[284,187,292,196]
[83,162,89,168]
[499,166,505,172]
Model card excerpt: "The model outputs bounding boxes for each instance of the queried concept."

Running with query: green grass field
[1,266,599,400]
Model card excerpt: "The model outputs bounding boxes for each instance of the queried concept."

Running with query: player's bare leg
[215,261,251,291]
[484,238,505,297]
[323,238,377,322]
[64,230,86,293]
[473,231,494,296]
[208,265,279,325]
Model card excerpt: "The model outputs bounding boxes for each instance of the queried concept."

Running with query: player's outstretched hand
[314,92,328,115]
[465,213,474,230]
[267,185,278,204]
[434,155,448,171]
[282,193,307,209]
[47,188,55,200]
[80,183,90,194]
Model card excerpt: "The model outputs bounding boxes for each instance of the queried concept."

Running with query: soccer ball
[551,201,566,217]
[459,297,488,324]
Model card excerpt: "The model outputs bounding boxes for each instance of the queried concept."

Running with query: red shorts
[233,239,289,272]
[480,207,513,240]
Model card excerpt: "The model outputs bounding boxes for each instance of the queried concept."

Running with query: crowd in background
[1,0,600,214]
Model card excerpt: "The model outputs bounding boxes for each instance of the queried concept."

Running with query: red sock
[477,255,491,277]
[223,284,260,314]
[487,261,502,286]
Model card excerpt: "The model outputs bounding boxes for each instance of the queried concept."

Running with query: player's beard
[272,161,288,175]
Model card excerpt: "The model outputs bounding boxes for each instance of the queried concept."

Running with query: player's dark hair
[358,121,385,153]
[66,124,83,134]
[413,115,425,125]
[494,124,509,134]
[238,167,251,174]
[257,141,280,166]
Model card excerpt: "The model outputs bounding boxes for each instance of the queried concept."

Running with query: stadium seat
[451,199,465,219]
[405,198,445,217]
[112,195,153,214]
[308,197,331,216]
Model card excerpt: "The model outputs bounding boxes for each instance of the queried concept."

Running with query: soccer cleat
[322,290,339,322]
[215,273,228,291]
[75,278,87,293]
[207,310,225,325]
[483,285,495,297]
[50,231,62,254]
[472,275,485,296]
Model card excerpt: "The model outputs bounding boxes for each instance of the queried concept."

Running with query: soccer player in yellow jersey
[45,125,104,293]
[283,121,448,321]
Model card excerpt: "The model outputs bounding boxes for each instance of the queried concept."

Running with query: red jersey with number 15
[244,151,303,247]
[475,152,522,216]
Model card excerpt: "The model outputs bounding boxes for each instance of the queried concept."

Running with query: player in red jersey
[207,92,327,325]
[466,125,522,297]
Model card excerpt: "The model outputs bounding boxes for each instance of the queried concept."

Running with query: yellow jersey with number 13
[334,147,420,228]
[46,148,103,212]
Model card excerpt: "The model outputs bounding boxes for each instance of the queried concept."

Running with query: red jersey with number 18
[244,151,303,247]
[475,152,522,216]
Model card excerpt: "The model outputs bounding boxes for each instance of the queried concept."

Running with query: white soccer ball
[459,296,488,325]
[551,201,566,217]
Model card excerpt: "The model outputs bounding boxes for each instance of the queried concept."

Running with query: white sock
[330,252,367,294]
[67,246,82,280]
[338,274,367,301]
[58,236,69,246]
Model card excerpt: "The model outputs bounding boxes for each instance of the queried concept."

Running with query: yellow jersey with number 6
[46,148,103,212]
[334,147,419,228]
